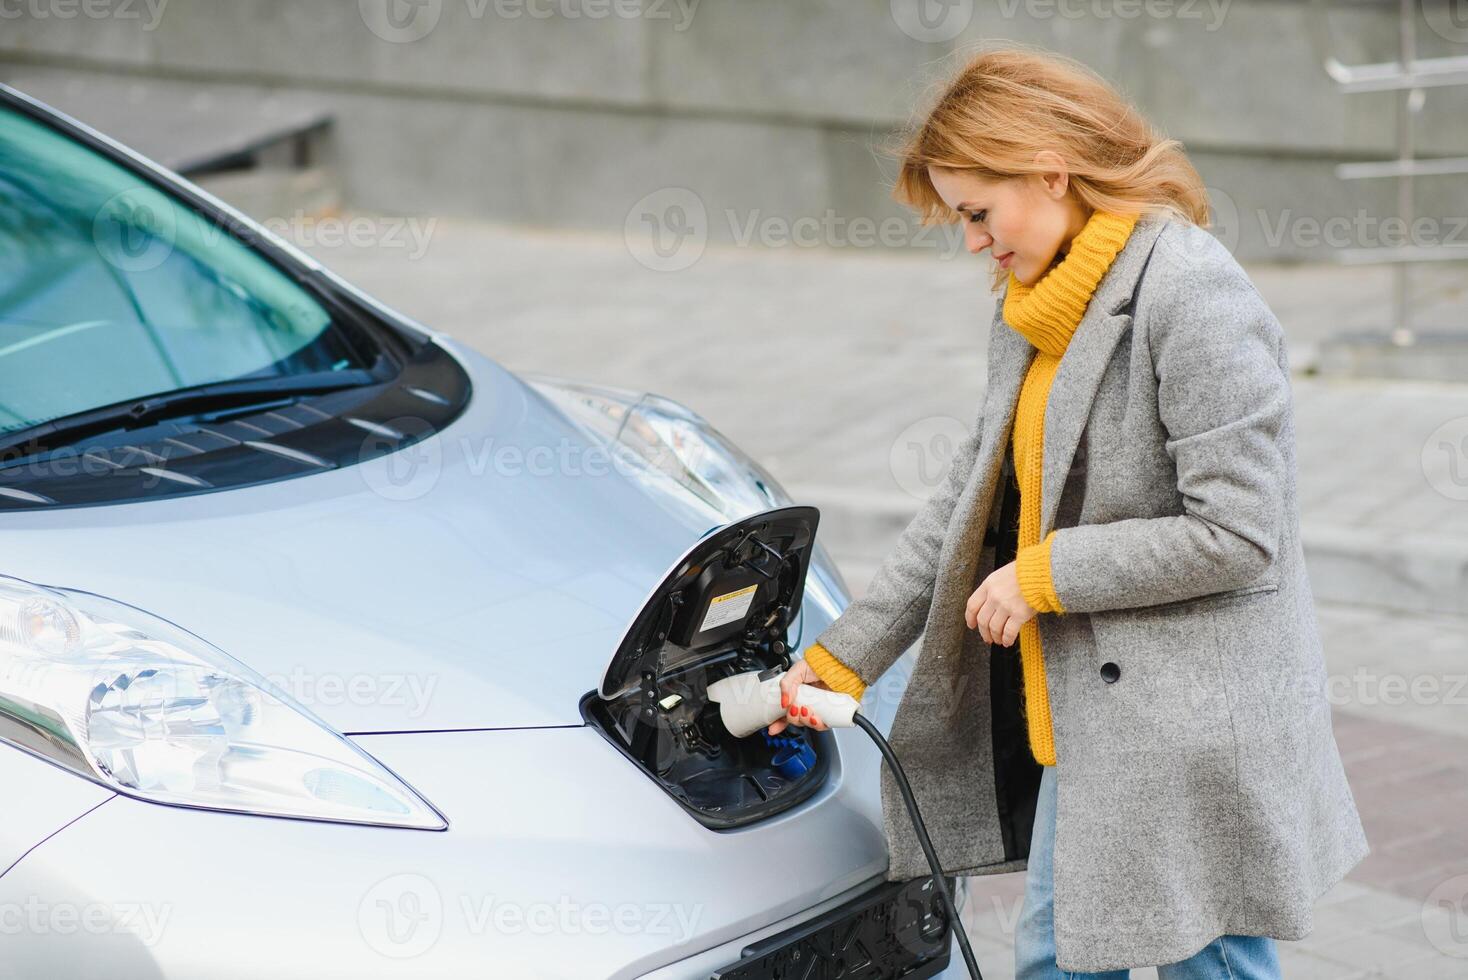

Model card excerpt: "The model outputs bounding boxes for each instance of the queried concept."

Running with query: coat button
[1100,661,1121,683]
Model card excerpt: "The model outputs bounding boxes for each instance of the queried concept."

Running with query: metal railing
[1311,0,1468,345]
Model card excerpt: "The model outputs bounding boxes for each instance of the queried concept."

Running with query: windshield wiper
[0,368,381,459]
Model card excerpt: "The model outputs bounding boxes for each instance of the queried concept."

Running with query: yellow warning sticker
[699,583,759,633]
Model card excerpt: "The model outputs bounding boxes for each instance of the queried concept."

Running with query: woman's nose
[965,224,992,255]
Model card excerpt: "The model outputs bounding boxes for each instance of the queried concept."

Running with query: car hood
[0,339,737,733]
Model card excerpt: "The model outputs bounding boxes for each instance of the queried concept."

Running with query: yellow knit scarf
[1002,209,1139,354]
[1004,208,1138,767]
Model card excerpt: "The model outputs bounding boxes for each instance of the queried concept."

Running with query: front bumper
[0,721,935,979]
[708,874,953,978]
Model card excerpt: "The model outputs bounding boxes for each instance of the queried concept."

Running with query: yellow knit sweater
[804,209,1140,767]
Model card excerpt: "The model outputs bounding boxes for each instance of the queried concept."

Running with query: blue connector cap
[763,731,817,779]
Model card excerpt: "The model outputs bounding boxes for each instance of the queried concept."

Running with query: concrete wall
[3,0,1467,260]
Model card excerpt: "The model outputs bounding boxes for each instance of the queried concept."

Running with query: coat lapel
[926,214,1171,625]
[1000,214,1170,539]
[976,316,1033,478]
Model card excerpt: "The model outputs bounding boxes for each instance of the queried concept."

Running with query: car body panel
[0,744,113,881]
[0,726,896,978]
[0,339,733,734]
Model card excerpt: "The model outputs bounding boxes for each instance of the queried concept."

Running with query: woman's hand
[965,560,1037,647]
[765,658,832,736]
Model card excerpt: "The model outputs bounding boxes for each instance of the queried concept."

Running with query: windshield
[0,104,374,436]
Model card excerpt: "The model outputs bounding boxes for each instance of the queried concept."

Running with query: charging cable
[853,710,983,979]
[707,669,984,978]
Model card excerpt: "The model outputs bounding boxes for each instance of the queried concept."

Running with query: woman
[764,45,1370,978]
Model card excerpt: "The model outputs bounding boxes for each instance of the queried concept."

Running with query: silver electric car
[0,85,971,977]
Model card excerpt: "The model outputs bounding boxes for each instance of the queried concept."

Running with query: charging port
[583,506,833,828]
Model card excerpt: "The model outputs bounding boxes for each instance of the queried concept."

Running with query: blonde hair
[889,42,1211,292]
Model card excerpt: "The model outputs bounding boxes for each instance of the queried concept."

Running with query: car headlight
[520,374,851,626]
[0,575,445,830]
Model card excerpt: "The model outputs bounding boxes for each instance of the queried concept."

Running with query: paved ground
[253,199,1468,978]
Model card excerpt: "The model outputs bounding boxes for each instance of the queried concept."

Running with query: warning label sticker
[698,583,759,634]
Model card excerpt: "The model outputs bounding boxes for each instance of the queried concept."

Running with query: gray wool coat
[810,212,1371,972]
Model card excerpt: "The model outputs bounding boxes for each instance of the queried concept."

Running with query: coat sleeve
[1045,245,1290,613]
[805,407,985,692]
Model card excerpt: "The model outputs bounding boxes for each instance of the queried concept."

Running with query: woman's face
[927,160,1088,286]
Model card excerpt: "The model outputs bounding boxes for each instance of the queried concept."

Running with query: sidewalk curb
[1302,524,1468,618]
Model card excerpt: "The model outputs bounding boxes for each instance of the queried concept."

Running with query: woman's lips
[997,251,1015,269]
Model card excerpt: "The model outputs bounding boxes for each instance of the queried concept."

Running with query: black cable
[852,711,984,979]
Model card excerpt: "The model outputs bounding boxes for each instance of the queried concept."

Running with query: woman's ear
[1032,150,1069,198]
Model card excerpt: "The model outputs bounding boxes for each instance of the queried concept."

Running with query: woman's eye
[967,210,987,223]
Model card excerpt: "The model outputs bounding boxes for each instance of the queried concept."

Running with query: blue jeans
[1014,764,1282,979]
